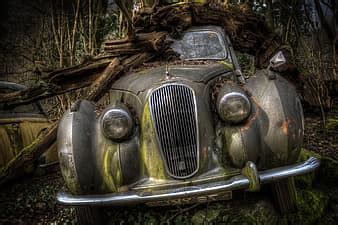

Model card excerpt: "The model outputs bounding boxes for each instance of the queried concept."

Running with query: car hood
[111,62,233,94]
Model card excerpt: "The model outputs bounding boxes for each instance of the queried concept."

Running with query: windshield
[171,30,228,60]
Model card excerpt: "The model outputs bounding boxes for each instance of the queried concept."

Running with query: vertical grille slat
[149,84,199,178]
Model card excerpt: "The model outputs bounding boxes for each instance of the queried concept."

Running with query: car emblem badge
[178,161,186,170]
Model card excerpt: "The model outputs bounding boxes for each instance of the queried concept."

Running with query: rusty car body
[0,81,57,171]
[56,26,319,218]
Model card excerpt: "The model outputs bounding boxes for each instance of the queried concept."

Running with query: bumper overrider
[57,156,319,206]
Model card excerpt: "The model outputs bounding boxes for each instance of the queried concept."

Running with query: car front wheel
[270,178,297,214]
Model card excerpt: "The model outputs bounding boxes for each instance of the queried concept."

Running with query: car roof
[0,81,27,91]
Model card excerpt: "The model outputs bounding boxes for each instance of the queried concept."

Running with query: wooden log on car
[133,2,282,67]
[47,56,114,82]
[104,32,167,46]
[87,53,153,101]
[103,32,168,54]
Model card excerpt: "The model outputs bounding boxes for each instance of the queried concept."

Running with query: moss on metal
[218,60,234,71]
[101,145,119,192]
[140,102,167,179]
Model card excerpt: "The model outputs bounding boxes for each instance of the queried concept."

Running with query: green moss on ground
[319,156,338,185]
[325,116,338,131]
[294,149,321,189]
[285,189,328,225]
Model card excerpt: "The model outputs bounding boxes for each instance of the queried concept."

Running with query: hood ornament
[165,64,171,80]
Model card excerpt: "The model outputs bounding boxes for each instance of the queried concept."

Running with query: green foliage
[319,156,338,185]
[325,116,338,131]
[236,52,255,77]
[286,190,328,225]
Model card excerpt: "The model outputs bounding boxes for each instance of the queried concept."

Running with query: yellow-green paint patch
[218,60,234,71]
[102,144,120,192]
[140,102,167,179]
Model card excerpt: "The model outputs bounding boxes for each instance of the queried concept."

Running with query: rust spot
[281,120,289,135]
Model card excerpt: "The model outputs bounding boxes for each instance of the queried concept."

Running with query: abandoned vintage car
[0,81,57,171]
[57,26,320,217]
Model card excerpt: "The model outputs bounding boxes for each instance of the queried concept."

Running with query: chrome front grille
[149,84,199,178]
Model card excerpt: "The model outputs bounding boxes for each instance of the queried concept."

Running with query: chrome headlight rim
[217,91,251,124]
[101,106,134,142]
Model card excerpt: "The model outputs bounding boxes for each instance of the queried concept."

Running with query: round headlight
[217,92,251,124]
[101,107,134,141]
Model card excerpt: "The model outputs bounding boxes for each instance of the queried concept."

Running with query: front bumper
[57,157,319,206]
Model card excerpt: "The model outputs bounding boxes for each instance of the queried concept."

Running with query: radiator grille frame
[149,83,199,179]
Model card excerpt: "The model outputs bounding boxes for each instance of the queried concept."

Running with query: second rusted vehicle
[56,26,319,222]
[0,81,57,172]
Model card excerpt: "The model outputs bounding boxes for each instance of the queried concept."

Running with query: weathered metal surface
[58,100,98,194]
[56,157,320,206]
[245,71,304,168]
[111,63,232,95]
[241,161,260,191]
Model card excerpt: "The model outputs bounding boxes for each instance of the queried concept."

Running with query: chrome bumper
[57,157,319,206]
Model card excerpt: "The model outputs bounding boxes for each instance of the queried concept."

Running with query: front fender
[58,100,140,194]
[224,70,304,169]
[58,100,99,194]
[248,70,304,168]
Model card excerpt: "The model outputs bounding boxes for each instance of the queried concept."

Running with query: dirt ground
[0,110,337,224]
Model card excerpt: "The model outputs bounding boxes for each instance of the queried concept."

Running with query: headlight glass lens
[101,107,134,141]
[217,92,251,124]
